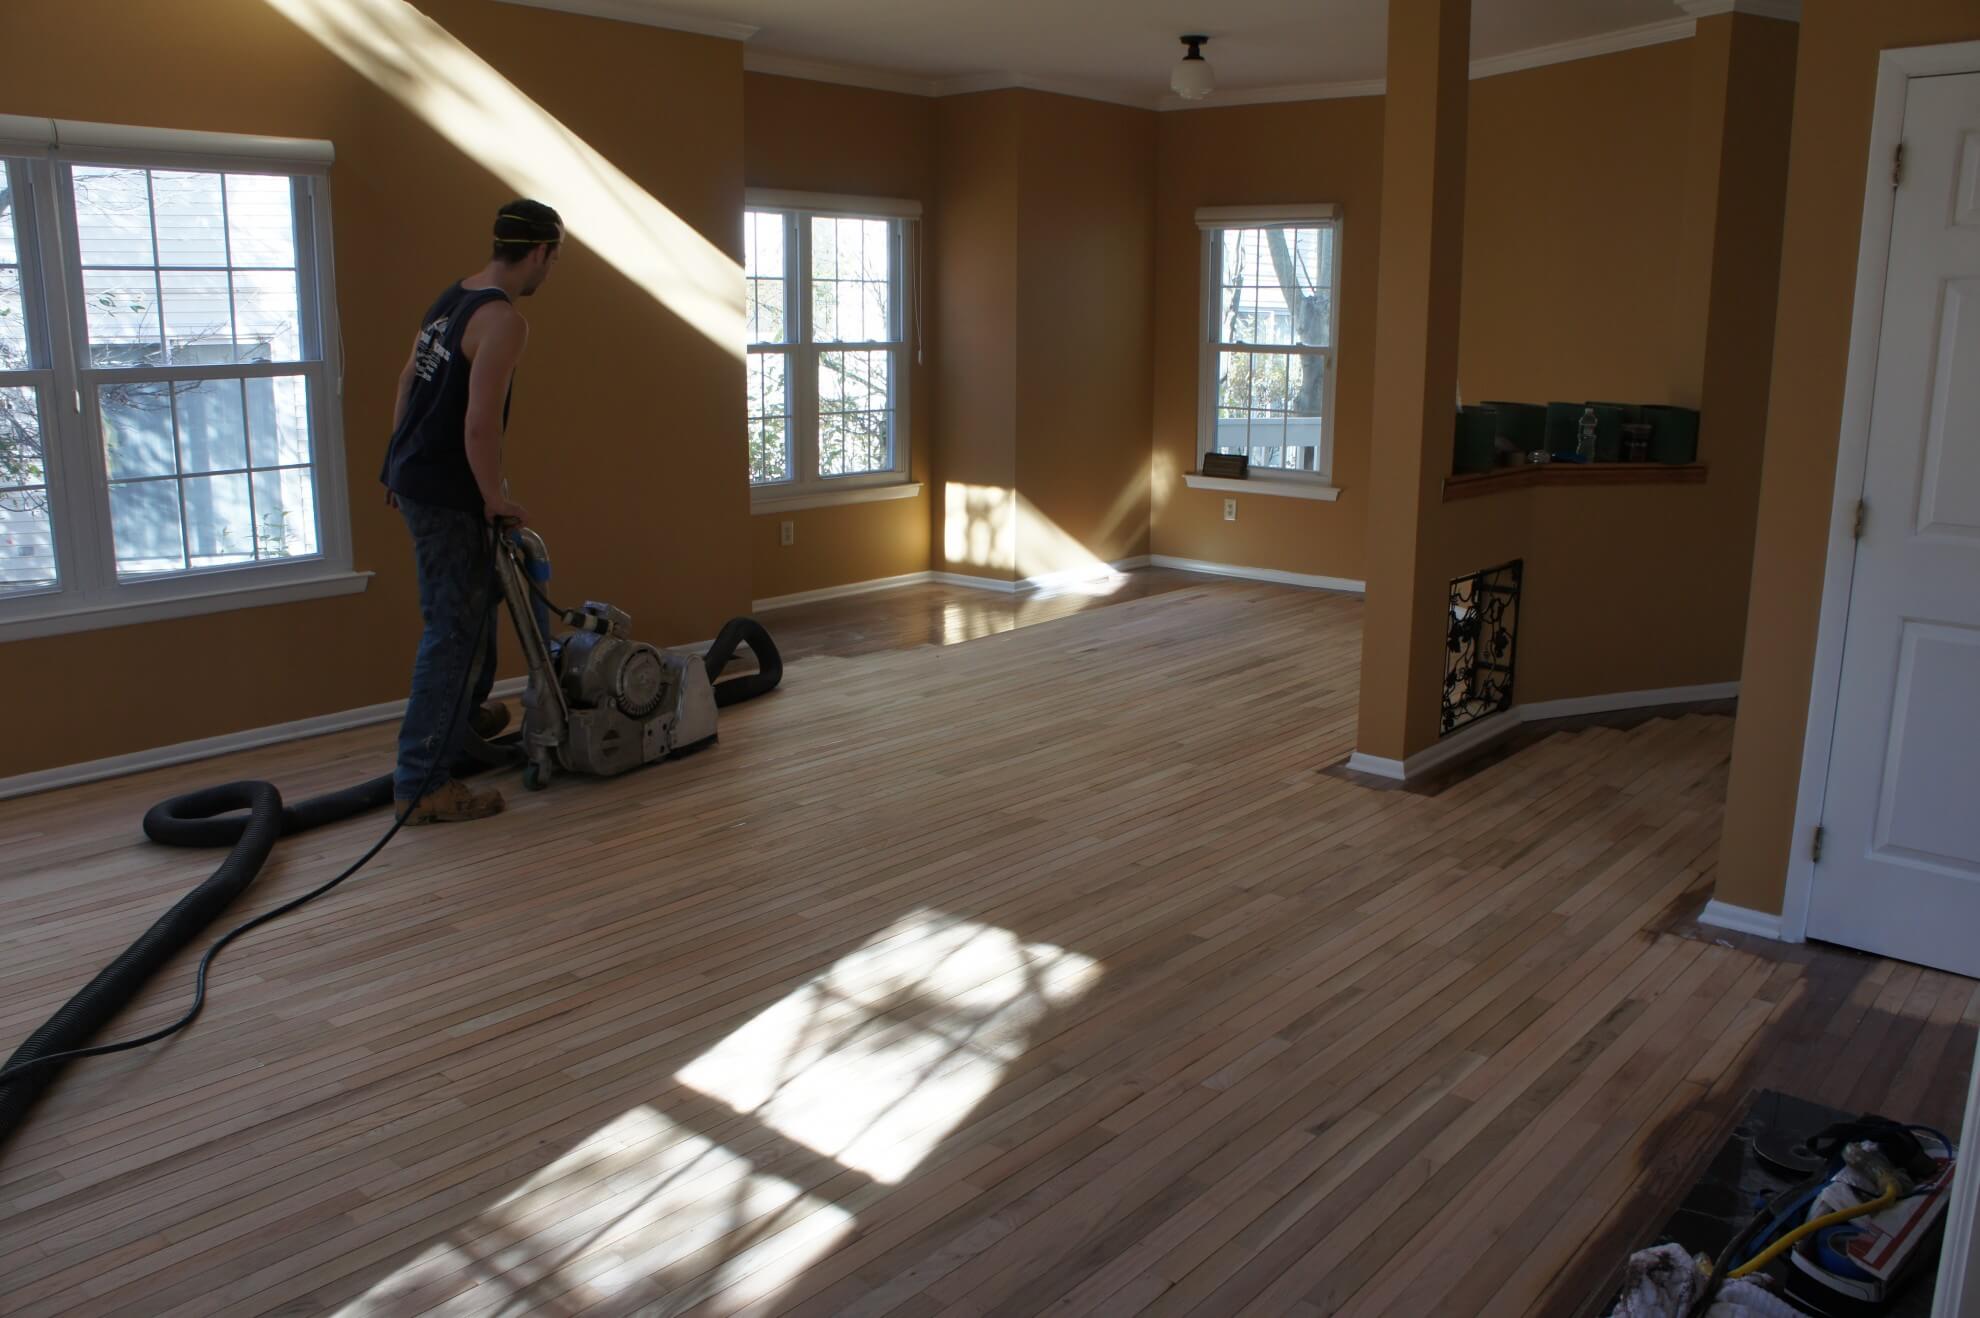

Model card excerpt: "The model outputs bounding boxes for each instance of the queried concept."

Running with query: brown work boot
[397,780,505,824]
[470,702,511,738]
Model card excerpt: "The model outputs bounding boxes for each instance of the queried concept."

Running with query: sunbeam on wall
[264,0,743,358]
[679,911,1101,1185]
[944,482,1126,587]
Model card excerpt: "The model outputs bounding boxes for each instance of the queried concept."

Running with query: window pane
[83,271,163,367]
[1213,350,1324,472]
[73,166,156,267]
[0,386,57,595]
[745,211,786,346]
[252,467,318,558]
[0,267,28,370]
[818,349,892,476]
[183,472,255,567]
[233,269,302,361]
[152,171,228,267]
[1218,224,1330,349]
[747,351,790,484]
[246,374,311,468]
[811,217,890,344]
[100,381,178,479]
[160,269,235,364]
[224,174,297,268]
[175,378,248,473]
[0,177,16,264]
[110,479,185,576]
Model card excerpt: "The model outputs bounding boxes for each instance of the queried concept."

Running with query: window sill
[0,567,372,642]
[1183,473,1342,502]
[1442,462,1708,501]
[751,481,922,514]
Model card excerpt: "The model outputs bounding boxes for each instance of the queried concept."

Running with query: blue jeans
[394,495,498,801]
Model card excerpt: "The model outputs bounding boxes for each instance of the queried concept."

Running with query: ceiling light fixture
[1171,34,1213,101]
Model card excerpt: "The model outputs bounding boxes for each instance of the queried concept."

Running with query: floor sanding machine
[0,524,781,1149]
[493,526,723,790]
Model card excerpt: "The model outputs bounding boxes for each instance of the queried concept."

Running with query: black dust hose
[704,615,783,707]
[0,611,782,1151]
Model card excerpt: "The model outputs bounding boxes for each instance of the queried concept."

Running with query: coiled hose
[0,618,781,1150]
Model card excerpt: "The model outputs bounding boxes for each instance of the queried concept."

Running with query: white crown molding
[743,51,941,97]
[1158,78,1387,111]
[493,0,759,41]
[1675,0,1802,21]
[747,13,1707,112]
[1467,15,1699,81]
[933,71,1155,111]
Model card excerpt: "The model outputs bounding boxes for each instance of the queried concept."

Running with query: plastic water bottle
[1576,407,1599,462]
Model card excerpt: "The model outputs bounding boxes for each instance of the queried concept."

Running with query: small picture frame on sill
[1201,452,1249,479]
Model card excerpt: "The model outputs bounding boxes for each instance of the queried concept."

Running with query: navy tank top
[380,283,513,512]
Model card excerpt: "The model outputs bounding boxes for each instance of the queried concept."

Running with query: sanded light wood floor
[1,577,1973,1317]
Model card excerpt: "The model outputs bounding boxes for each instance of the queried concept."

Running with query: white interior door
[1810,70,1980,976]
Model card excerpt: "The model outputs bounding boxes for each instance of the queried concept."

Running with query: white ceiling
[508,0,1710,106]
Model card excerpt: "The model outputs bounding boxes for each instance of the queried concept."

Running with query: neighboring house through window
[745,190,918,509]
[1197,205,1341,484]
[0,115,354,638]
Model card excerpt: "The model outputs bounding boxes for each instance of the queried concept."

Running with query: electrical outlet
[1223,497,1237,522]
[780,520,794,546]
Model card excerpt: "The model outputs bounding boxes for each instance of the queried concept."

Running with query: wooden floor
[1,575,1973,1317]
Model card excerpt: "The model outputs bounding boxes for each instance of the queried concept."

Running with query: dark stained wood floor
[0,572,1970,1317]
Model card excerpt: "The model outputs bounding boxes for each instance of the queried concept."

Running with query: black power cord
[0,534,497,1109]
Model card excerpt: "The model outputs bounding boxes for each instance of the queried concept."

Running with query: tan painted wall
[1152,35,1794,747]
[1015,93,1155,571]
[1357,0,1475,760]
[0,0,747,778]
[1150,97,1385,581]
[933,93,1022,580]
[1458,41,1694,405]
[743,73,936,602]
[1465,20,1798,707]
[1719,0,1980,916]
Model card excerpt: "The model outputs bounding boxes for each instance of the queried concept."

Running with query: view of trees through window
[0,160,323,596]
[746,208,900,491]
[1211,223,1335,475]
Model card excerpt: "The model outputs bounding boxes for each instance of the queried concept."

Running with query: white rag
[1613,1243,1805,1318]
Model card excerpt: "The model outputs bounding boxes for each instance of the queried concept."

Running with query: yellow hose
[1727,1179,1901,1279]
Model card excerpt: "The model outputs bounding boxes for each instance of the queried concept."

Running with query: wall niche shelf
[1443,462,1708,501]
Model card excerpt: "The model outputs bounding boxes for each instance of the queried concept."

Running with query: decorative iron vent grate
[1443,559,1522,736]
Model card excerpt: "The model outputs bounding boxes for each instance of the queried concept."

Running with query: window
[745,191,915,505]
[0,119,352,636]
[1197,205,1341,483]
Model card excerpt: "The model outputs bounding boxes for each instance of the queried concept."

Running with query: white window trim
[744,191,915,509]
[1195,205,1343,490]
[0,119,355,641]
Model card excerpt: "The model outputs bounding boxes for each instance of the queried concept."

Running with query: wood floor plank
[0,575,1970,1317]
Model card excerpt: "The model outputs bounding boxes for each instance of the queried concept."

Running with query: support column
[1353,0,1474,767]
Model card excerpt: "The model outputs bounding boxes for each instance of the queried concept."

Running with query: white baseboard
[929,570,1020,594]
[751,570,935,613]
[1344,751,1406,780]
[1344,682,1743,785]
[0,676,531,802]
[1698,898,1789,941]
[1520,681,1742,721]
[1347,710,1520,782]
[1018,555,1151,591]
[1148,554,1366,594]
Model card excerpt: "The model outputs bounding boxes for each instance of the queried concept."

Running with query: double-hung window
[745,190,917,507]
[0,117,353,638]
[1197,205,1341,486]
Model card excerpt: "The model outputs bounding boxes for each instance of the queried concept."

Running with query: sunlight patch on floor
[679,910,1101,1185]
